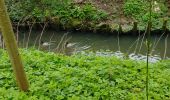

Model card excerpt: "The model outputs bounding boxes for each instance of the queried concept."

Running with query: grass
[0,49,170,99]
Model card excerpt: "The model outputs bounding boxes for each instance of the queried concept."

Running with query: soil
[89,0,133,25]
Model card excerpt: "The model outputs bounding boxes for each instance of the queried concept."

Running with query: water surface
[18,31,170,58]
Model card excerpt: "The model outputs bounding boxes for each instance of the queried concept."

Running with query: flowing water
[18,30,170,61]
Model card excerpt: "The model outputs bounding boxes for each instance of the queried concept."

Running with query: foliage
[123,0,168,29]
[5,0,169,31]
[123,0,147,18]
[0,49,170,99]
[5,0,108,23]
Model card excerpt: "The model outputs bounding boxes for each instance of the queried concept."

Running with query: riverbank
[6,0,170,35]
[0,49,170,99]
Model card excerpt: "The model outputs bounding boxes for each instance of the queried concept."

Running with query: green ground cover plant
[0,49,170,99]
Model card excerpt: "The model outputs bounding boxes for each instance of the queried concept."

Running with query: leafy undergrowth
[123,0,168,29]
[0,49,170,100]
[6,0,108,23]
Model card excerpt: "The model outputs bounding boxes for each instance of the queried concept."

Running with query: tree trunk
[0,0,29,91]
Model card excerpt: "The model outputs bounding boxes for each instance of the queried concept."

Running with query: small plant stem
[146,0,152,99]
[146,21,151,100]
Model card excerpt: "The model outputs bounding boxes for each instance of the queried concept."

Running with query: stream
[18,30,170,62]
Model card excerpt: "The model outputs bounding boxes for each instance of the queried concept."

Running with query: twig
[16,18,23,44]
[151,36,157,53]
[126,31,142,54]
[134,31,141,53]
[33,34,40,48]
[0,33,2,48]
[38,23,47,50]
[55,32,69,52]
[48,33,55,52]
[61,36,72,53]
[15,15,30,45]
[2,36,5,49]
[150,32,165,55]
[26,20,35,49]
[163,34,168,59]
[138,30,146,53]
[23,33,26,48]
[117,30,120,51]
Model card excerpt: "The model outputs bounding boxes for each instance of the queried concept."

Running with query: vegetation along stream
[0,0,170,99]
